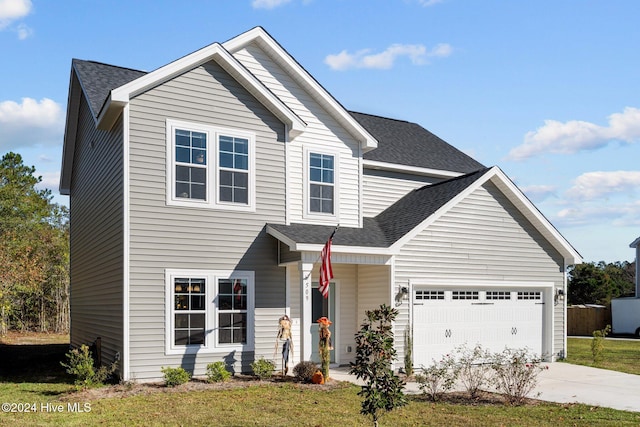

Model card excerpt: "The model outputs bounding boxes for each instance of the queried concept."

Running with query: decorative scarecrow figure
[317,316,333,381]
[276,314,293,375]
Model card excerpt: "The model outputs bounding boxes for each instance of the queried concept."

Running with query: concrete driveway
[331,362,640,413]
[534,363,640,412]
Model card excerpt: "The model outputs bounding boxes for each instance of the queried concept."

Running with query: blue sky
[1,0,639,263]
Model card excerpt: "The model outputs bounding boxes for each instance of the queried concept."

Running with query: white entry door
[412,288,544,368]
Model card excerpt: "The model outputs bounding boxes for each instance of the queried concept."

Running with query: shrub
[490,347,547,405]
[350,304,407,426]
[293,360,318,383]
[206,361,231,383]
[404,327,413,377]
[161,366,191,387]
[454,343,492,399]
[591,324,611,362]
[415,354,458,401]
[60,344,117,388]
[251,357,275,380]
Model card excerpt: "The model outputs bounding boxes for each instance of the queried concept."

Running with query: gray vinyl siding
[69,93,124,367]
[394,181,566,359]
[233,44,362,227]
[127,60,287,381]
[363,169,442,217]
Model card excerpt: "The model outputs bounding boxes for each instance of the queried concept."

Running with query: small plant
[404,327,413,378]
[350,304,407,427]
[60,344,117,388]
[490,347,547,405]
[454,343,492,399]
[591,324,611,362]
[415,355,458,401]
[293,360,318,383]
[161,366,191,387]
[251,357,275,380]
[206,361,231,383]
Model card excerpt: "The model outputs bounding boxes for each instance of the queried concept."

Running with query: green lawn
[1,334,639,426]
[566,337,640,375]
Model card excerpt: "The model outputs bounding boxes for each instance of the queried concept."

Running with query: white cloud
[520,184,557,203]
[251,0,293,9]
[555,201,640,228]
[16,22,32,39]
[507,107,640,160]
[565,171,640,200]
[325,43,452,71]
[0,0,31,30]
[35,171,61,193]
[0,97,64,150]
[418,0,444,6]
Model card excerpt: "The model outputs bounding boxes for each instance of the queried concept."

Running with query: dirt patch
[0,331,69,345]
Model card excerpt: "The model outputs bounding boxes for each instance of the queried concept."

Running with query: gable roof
[351,111,485,174]
[267,166,582,264]
[268,167,488,250]
[630,237,640,248]
[72,59,146,120]
[223,27,378,153]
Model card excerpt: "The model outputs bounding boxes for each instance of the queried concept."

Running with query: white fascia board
[99,42,305,138]
[629,237,640,248]
[489,167,582,265]
[363,159,464,179]
[60,70,82,195]
[295,243,397,256]
[223,27,378,152]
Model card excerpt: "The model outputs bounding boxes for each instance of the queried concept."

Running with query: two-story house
[60,27,581,382]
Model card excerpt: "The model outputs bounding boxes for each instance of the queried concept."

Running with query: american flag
[319,229,335,298]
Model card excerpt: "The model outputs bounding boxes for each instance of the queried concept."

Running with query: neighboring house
[630,237,640,297]
[60,27,581,382]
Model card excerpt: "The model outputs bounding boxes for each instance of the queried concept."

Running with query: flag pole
[304,225,338,281]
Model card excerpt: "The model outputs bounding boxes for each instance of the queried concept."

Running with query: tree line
[0,152,69,334]
[567,260,636,306]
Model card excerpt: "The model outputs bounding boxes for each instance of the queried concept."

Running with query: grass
[1,333,639,426]
[566,337,640,375]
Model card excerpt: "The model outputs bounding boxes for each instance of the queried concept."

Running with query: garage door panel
[413,288,544,368]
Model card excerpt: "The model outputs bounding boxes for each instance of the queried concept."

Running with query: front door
[310,283,335,363]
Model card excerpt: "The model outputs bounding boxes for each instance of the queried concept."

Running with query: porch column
[299,262,313,361]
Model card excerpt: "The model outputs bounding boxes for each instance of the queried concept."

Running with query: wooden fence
[567,305,611,336]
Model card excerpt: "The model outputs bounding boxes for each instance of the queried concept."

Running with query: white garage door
[412,288,544,368]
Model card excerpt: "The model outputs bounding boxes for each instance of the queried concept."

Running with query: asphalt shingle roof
[73,59,147,118]
[351,111,485,173]
[268,168,490,248]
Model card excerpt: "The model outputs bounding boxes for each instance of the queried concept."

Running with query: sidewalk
[330,362,640,413]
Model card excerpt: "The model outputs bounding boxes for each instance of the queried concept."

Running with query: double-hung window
[175,129,208,201]
[166,269,254,355]
[309,152,335,215]
[167,119,255,211]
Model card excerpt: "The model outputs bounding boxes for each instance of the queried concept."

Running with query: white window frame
[303,146,339,222]
[165,269,255,355]
[166,119,256,211]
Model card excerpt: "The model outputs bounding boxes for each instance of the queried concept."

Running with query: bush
[206,362,231,383]
[404,327,413,377]
[455,343,492,399]
[350,304,407,426]
[60,344,117,388]
[161,366,191,387]
[415,355,458,401]
[251,357,275,380]
[591,325,611,362]
[293,360,318,383]
[490,347,547,405]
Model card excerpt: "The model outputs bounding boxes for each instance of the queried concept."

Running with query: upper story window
[309,152,335,215]
[167,119,255,211]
